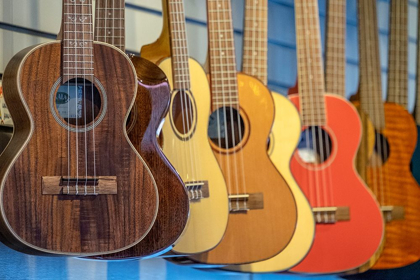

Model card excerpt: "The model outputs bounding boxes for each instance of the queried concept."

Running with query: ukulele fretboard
[168,0,191,90]
[295,0,326,126]
[94,0,125,51]
[242,0,268,85]
[207,0,239,110]
[358,0,386,130]
[325,0,346,97]
[387,0,408,109]
[62,0,94,82]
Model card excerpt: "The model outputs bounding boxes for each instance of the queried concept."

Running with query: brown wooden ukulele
[88,0,189,259]
[0,0,158,256]
[355,0,420,269]
[189,0,297,265]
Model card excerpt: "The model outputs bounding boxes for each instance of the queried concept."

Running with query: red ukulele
[289,0,384,274]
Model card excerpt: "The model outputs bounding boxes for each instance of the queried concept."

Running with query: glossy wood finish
[141,0,229,255]
[0,42,158,255]
[289,94,384,274]
[158,58,229,254]
[356,0,420,269]
[369,104,420,269]
[88,0,189,259]
[224,0,313,272]
[190,73,297,265]
[226,93,314,272]
[89,56,189,260]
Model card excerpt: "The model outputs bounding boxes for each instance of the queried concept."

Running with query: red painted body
[289,94,384,274]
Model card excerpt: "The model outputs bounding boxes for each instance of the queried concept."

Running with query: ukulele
[88,0,189,259]
[141,0,229,255]
[355,0,420,269]
[189,0,297,265]
[289,0,384,274]
[225,0,314,272]
[411,5,420,185]
[0,0,158,256]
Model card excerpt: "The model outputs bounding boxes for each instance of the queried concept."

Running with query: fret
[325,0,346,97]
[207,0,239,110]
[94,0,126,52]
[167,0,191,90]
[358,0,386,129]
[294,0,326,125]
[386,0,408,109]
[242,0,268,84]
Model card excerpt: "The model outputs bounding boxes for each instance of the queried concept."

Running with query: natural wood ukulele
[355,0,420,269]
[142,0,229,255]
[0,0,158,256]
[225,0,314,272]
[88,0,189,259]
[189,0,297,265]
[289,0,384,274]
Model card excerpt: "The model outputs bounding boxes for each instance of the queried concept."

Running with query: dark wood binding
[0,0,158,256]
[357,0,420,269]
[325,0,346,97]
[88,0,189,259]
[190,0,297,265]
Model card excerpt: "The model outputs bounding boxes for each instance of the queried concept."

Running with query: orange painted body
[289,94,384,274]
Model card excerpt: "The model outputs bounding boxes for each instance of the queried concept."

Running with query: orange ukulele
[289,0,384,274]
[189,0,297,265]
[355,0,420,269]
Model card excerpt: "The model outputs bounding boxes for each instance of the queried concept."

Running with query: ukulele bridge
[381,206,404,222]
[185,181,209,201]
[41,176,117,195]
[313,206,350,223]
[229,193,264,213]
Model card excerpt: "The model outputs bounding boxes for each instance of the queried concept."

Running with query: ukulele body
[367,103,420,269]
[0,41,158,256]
[289,94,384,274]
[158,57,229,254]
[190,73,297,265]
[225,92,314,272]
[88,56,189,260]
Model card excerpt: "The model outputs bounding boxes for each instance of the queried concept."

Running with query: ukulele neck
[94,0,125,51]
[242,0,268,85]
[207,0,239,111]
[387,0,408,109]
[167,0,191,90]
[325,0,346,97]
[295,0,326,126]
[62,0,94,83]
[358,0,385,130]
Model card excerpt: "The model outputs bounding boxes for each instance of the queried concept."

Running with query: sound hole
[171,90,195,135]
[371,132,390,166]
[208,107,245,149]
[297,126,333,164]
[55,78,101,126]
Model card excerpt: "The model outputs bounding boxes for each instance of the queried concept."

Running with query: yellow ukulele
[225,0,314,272]
[141,0,229,255]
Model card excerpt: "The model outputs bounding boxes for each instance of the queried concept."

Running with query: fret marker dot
[253,51,258,56]
[221,51,225,55]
